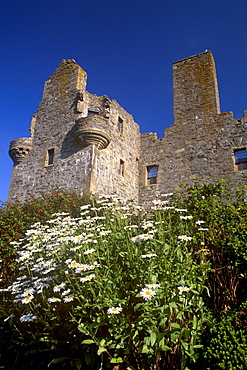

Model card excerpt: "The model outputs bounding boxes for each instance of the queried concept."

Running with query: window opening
[47,148,54,166]
[136,158,139,169]
[147,165,158,185]
[88,110,99,115]
[119,159,124,176]
[118,117,123,133]
[234,149,247,170]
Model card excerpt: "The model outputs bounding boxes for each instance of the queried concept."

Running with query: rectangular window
[234,149,247,170]
[147,165,158,185]
[47,148,54,166]
[118,117,123,133]
[88,110,99,115]
[119,159,124,176]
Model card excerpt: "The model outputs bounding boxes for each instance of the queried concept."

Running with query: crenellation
[7,52,247,208]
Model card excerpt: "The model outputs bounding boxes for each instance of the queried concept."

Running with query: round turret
[74,114,111,150]
[9,137,32,165]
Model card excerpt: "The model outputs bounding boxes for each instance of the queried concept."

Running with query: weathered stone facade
[8,52,247,208]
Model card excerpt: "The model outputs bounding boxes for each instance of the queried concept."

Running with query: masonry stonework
[8,52,247,208]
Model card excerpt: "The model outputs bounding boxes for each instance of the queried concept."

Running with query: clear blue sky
[1,0,247,202]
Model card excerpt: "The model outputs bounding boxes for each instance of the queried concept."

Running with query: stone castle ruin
[8,51,247,208]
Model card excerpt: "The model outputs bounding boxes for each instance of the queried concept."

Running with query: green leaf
[193,315,197,329]
[97,347,107,355]
[160,344,171,351]
[78,324,87,334]
[150,331,157,346]
[49,357,70,364]
[134,303,143,311]
[171,322,181,329]
[82,339,95,344]
[75,358,82,370]
[110,357,123,363]
[181,340,189,350]
[139,345,150,354]
[159,317,168,325]
[169,301,177,308]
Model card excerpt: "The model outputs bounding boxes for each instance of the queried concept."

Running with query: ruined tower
[8,59,140,203]
[8,52,247,207]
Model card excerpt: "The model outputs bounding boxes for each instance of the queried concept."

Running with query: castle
[8,51,247,208]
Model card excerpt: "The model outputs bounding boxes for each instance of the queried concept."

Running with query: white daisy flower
[48,297,61,303]
[84,248,95,255]
[195,220,205,225]
[145,283,160,289]
[141,253,157,258]
[80,204,91,210]
[180,215,193,220]
[22,295,34,304]
[75,264,91,273]
[107,307,122,314]
[53,283,66,292]
[20,313,37,322]
[178,286,190,293]
[131,236,142,242]
[92,261,100,268]
[198,248,210,254]
[67,261,80,269]
[62,289,71,296]
[140,234,154,240]
[22,288,35,297]
[63,295,74,303]
[177,235,192,242]
[80,274,95,283]
[99,230,111,236]
[140,288,156,300]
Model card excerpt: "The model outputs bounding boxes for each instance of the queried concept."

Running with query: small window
[119,159,124,176]
[88,110,99,115]
[47,148,54,166]
[234,149,247,171]
[118,117,123,133]
[147,165,158,185]
[136,158,139,169]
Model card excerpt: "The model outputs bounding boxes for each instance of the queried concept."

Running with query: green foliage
[203,301,247,370]
[173,180,247,312]
[0,194,212,369]
[0,181,247,369]
[0,188,91,286]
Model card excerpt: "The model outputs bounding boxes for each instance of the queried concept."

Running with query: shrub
[173,180,247,312]
[0,195,211,370]
[0,189,91,287]
[1,182,247,369]
[203,301,247,369]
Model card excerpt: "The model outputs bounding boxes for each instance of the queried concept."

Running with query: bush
[0,189,91,287]
[0,194,211,369]
[203,301,247,369]
[173,180,247,312]
[1,182,247,369]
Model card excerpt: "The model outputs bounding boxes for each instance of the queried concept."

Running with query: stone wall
[139,52,247,209]
[8,52,247,209]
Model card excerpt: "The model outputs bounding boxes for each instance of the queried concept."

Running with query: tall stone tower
[8,59,140,202]
[173,52,221,125]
